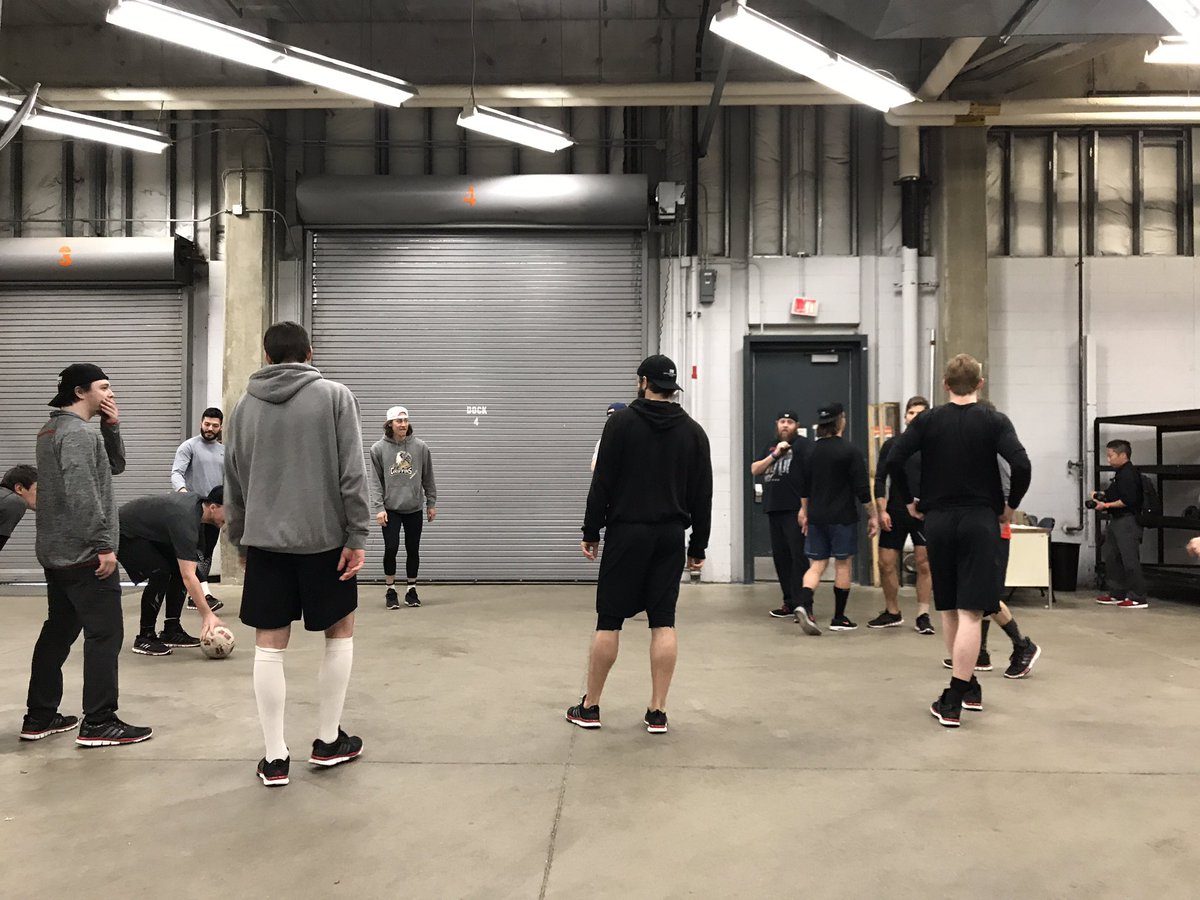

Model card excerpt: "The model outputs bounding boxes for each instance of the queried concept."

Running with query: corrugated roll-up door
[0,288,187,580]
[310,230,645,581]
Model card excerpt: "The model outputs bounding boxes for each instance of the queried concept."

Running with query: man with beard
[172,408,225,611]
[750,410,811,618]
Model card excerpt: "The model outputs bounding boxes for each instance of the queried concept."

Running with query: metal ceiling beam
[957,36,1134,95]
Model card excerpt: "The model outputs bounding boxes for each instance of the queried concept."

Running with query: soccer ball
[200,625,236,659]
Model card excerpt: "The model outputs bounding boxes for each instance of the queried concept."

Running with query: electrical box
[699,268,717,304]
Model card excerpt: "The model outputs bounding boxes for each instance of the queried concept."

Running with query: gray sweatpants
[1102,514,1145,601]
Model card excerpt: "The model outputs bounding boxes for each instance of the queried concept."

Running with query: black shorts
[117,535,176,584]
[923,507,1002,614]
[239,546,358,632]
[878,505,927,552]
[595,523,685,630]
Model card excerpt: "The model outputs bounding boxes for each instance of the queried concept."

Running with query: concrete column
[219,156,270,583]
[933,128,989,388]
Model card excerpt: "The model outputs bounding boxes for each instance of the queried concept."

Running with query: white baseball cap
[386,405,409,421]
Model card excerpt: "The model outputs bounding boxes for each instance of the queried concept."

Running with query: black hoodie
[582,398,713,559]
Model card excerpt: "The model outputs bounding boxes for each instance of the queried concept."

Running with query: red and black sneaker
[75,716,153,747]
[768,606,795,619]
[962,678,983,712]
[257,756,290,787]
[1095,595,1123,605]
[929,689,962,727]
[19,713,79,741]
[308,728,363,767]
[644,709,668,734]
[565,696,601,729]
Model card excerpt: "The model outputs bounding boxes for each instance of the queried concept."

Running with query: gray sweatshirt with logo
[35,411,126,569]
[171,435,224,495]
[225,363,371,554]
[369,434,437,514]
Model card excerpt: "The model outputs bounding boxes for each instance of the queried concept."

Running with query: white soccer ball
[200,625,236,659]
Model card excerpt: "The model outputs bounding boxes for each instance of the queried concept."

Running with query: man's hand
[867,517,880,539]
[687,557,704,571]
[98,397,120,426]
[95,551,117,578]
[907,501,924,521]
[797,509,808,535]
[773,441,790,457]
[1187,537,1200,558]
[427,507,437,523]
[880,509,893,532]
[337,548,365,581]
[580,540,599,561]
[199,613,225,641]
[1000,505,1015,526]
[238,554,247,571]
[376,510,388,527]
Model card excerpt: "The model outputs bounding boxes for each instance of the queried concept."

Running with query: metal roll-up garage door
[0,287,187,580]
[310,230,645,581]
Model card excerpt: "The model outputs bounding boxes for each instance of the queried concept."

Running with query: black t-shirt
[874,437,921,508]
[119,492,205,562]
[887,403,1031,513]
[761,438,811,513]
[800,436,871,525]
[1106,462,1142,518]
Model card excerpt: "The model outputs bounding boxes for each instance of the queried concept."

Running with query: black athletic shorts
[595,523,685,630]
[923,506,1002,614]
[117,535,176,584]
[878,504,927,552]
[239,546,358,632]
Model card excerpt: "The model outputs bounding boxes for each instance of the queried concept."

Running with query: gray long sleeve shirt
[35,411,126,569]
[171,435,225,495]
[369,434,437,514]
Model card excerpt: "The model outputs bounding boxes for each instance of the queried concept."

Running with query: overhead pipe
[887,96,1200,127]
[898,126,921,402]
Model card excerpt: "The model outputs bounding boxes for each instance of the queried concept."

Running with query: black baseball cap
[817,402,845,424]
[48,363,109,407]
[637,354,683,393]
[777,410,799,422]
[203,485,224,505]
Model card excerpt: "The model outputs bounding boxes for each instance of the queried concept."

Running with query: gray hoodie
[369,434,437,514]
[225,363,370,554]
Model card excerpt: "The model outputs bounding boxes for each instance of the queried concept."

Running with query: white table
[1005,525,1054,608]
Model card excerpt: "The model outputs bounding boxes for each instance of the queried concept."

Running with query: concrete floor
[1,581,1197,899]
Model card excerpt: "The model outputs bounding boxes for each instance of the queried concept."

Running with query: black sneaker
[187,595,225,613]
[76,716,153,747]
[769,605,795,618]
[644,709,668,734]
[793,606,821,636]
[132,634,172,656]
[929,689,962,727]
[867,610,903,629]
[1004,639,1042,679]
[308,728,363,767]
[257,756,290,786]
[914,613,936,635]
[565,696,601,729]
[962,678,983,712]
[20,713,79,741]
[941,650,992,672]
[404,587,421,607]
[829,615,858,631]
[385,588,400,610]
[159,626,200,648]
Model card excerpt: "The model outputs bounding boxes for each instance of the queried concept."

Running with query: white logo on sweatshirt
[390,451,416,479]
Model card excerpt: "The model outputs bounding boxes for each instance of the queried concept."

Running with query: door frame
[742,334,869,584]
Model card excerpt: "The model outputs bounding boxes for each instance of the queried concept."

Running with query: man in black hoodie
[567,355,713,736]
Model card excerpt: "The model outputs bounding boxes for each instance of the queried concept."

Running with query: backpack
[1136,472,1161,525]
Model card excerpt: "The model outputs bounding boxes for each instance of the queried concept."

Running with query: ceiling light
[709,0,917,112]
[1146,0,1200,40]
[1146,35,1200,63]
[0,96,169,152]
[107,0,416,107]
[457,105,574,153]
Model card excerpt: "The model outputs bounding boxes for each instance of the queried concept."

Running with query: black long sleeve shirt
[800,435,871,525]
[582,399,714,559]
[1106,462,1142,518]
[874,437,921,507]
[888,403,1031,514]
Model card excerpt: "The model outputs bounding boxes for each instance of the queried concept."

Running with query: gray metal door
[309,230,645,581]
[0,287,187,580]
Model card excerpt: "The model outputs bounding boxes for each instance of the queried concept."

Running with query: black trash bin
[1050,541,1080,592]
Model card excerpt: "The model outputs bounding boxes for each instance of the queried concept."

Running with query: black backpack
[1136,472,1161,526]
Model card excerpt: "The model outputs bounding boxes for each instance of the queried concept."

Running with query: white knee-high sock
[199,581,211,595]
[254,646,288,761]
[317,637,354,744]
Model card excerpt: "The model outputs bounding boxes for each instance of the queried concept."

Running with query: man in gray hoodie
[23,364,153,747]
[225,322,371,788]
[369,405,437,609]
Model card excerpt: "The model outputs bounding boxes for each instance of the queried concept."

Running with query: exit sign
[792,297,819,318]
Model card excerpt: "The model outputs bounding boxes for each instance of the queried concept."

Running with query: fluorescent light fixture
[1146,0,1200,40]
[106,0,416,106]
[1146,35,1200,63]
[709,0,917,112]
[0,96,169,152]
[456,105,574,153]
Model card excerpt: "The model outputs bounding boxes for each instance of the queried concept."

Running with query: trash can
[1050,541,1080,592]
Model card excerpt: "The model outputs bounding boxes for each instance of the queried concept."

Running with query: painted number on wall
[467,405,488,426]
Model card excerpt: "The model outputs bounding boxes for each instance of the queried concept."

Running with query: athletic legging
[140,568,186,634]
[381,509,424,579]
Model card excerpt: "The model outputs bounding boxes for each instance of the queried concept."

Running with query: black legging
[117,536,185,635]
[767,510,808,608]
[381,509,424,580]
[197,521,219,582]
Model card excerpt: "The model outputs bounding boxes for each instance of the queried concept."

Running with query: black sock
[833,587,850,619]
[980,619,990,651]
[164,617,180,629]
[948,676,972,703]
[1000,618,1024,647]
[797,586,814,613]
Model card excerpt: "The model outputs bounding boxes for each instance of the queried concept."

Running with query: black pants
[381,509,424,579]
[1103,514,1146,601]
[27,567,123,722]
[767,510,808,608]
[118,535,185,634]
[197,521,219,582]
